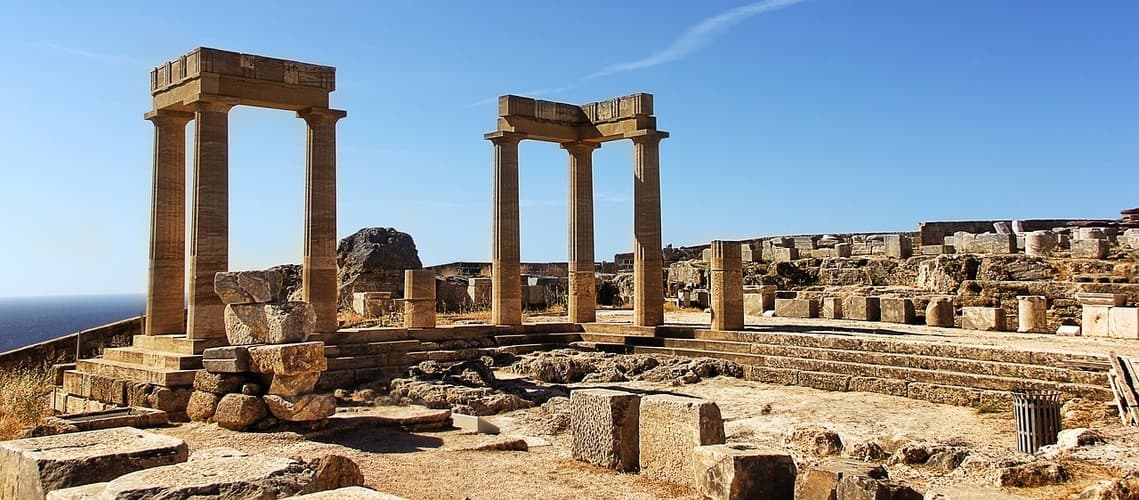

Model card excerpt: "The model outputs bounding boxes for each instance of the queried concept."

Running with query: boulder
[213,394,269,431]
[337,227,423,305]
[264,372,322,396]
[846,441,889,462]
[187,391,222,422]
[836,475,923,500]
[0,427,187,499]
[997,460,1069,487]
[300,454,365,494]
[214,270,285,304]
[292,486,407,499]
[224,302,316,345]
[784,427,844,457]
[248,342,327,375]
[264,394,337,422]
[796,458,887,500]
[193,371,246,395]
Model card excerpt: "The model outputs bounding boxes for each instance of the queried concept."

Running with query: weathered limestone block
[194,371,246,394]
[1025,231,1057,257]
[187,391,221,422]
[404,269,437,328]
[837,475,923,500]
[213,394,269,431]
[795,458,888,500]
[1017,295,1049,333]
[352,291,394,318]
[224,302,316,345]
[202,346,251,373]
[639,395,726,485]
[926,297,955,327]
[1071,239,1109,259]
[0,427,188,499]
[264,372,321,397]
[569,389,641,471]
[693,445,796,500]
[1056,324,1082,336]
[769,247,799,262]
[775,298,819,318]
[1075,292,1126,307]
[821,297,843,319]
[974,233,1016,254]
[835,242,852,258]
[880,297,915,324]
[843,296,881,322]
[743,285,776,314]
[248,342,327,375]
[1109,307,1139,339]
[214,270,285,304]
[961,307,1006,331]
[1082,305,1111,337]
[885,234,912,259]
[264,394,337,421]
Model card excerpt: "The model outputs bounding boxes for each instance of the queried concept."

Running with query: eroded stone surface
[569,389,640,471]
[214,270,285,304]
[795,458,888,500]
[187,391,221,422]
[0,427,188,499]
[224,302,316,345]
[293,486,407,499]
[264,372,321,396]
[248,342,327,375]
[638,394,725,485]
[264,393,337,421]
[693,444,796,500]
[213,394,268,431]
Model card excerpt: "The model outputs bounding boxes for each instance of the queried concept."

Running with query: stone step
[322,340,421,358]
[495,322,582,334]
[313,328,411,345]
[102,347,202,370]
[640,336,1105,386]
[739,365,1014,408]
[496,343,570,355]
[494,333,582,346]
[581,323,656,336]
[624,345,1111,401]
[579,332,636,344]
[315,366,408,392]
[131,334,227,354]
[75,358,196,387]
[326,354,391,371]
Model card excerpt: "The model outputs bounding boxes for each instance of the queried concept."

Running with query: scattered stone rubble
[510,348,745,385]
[388,358,564,416]
[187,271,336,431]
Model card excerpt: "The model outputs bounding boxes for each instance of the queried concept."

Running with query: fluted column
[186,100,233,340]
[632,132,666,327]
[710,240,744,331]
[144,110,193,336]
[488,132,524,325]
[299,107,347,333]
[563,141,599,324]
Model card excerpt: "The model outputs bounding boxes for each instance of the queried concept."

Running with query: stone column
[709,240,744,331]
[298,107,347,333]
[1017,295,1049,333]
[404,269,437,328]
[489,133,524,325]
[564,141,599,324]
[186,100,233,340]
[926,296,955,327]
[631,132,667,327]
[144,110,193,336]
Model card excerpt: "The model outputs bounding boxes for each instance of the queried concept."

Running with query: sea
[0,294,146,353]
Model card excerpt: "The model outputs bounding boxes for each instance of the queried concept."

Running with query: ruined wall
[917,219,1116,246]
[0,316,142,370]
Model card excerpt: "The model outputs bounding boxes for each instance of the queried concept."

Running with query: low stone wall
[0,316,142,370]
[917,219,1115,246]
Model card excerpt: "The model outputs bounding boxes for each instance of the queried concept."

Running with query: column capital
[186,97,237,114]
[626,129,670,144]
[298,106,347,124]
[144,109,194,126]
[484,131,526,145]
[560,140,601,154]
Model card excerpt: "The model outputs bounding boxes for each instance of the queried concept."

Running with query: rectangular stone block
[821,297,843,319]
[775,298,818,318]
[570,389,640,472]
[694,445,796,500]
[202,346,250,373]
[639,395,725,486]
[352,291,394,318]
[769,247,799,262]
[961,307,1006,331]
[842,296,881,321]
[1109,307,1139,339]
[880,297,915,324]
[885,234,912,258]
[974,233,1016,254]
[1083,305,1112,337]
[247,341,327,375]
[1071,239,1109,259]
[0,427,188,499]
[796,458,887,500]
[743,286,776,315]
[1075,292,1126,306]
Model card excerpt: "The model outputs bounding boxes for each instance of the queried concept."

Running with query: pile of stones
[186,270,336,431]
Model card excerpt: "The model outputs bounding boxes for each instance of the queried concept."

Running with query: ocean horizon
[0,294,146,353]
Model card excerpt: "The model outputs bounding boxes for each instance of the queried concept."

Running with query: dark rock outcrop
[336,227,422,305]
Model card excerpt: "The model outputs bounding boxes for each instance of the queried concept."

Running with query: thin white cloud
[587,0,805,79]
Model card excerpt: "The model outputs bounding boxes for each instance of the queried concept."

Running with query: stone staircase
[576,324,1112,407]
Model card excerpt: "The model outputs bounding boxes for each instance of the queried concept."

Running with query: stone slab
[961,307,1006,332]
[1075,293,1126,307]
[639,395,725,485]
[880,297,915,324]
[264,394,337,422]
[1082,305,1112,337]
[1109,307,1139,339]
[775,298,819,319]
[693,445,796,500]
[570,389,640,472]
[453,413,498,434]
[248,342,327,375]
[843,296,881,322]
[795,458,888,500]
[0,427,188,499]
[292,486,408,500]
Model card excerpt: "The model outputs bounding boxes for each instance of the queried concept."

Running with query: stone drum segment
[639,394,726,485]
[1017,296,1049,333]
[709,240,744,331]
[569,389,641,472]
[926,296,955,327]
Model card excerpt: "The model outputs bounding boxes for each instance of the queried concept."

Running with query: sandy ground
[155,373,1137,500]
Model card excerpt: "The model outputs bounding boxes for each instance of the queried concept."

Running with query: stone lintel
[498,93,653,124]
[151,47,336,95]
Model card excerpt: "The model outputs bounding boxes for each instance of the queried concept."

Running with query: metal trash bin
[1012,389,1062,453]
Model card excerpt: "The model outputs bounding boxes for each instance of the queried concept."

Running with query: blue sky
[0,1,1135,297]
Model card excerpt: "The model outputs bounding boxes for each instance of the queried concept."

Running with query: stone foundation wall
[0,316,143,370]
